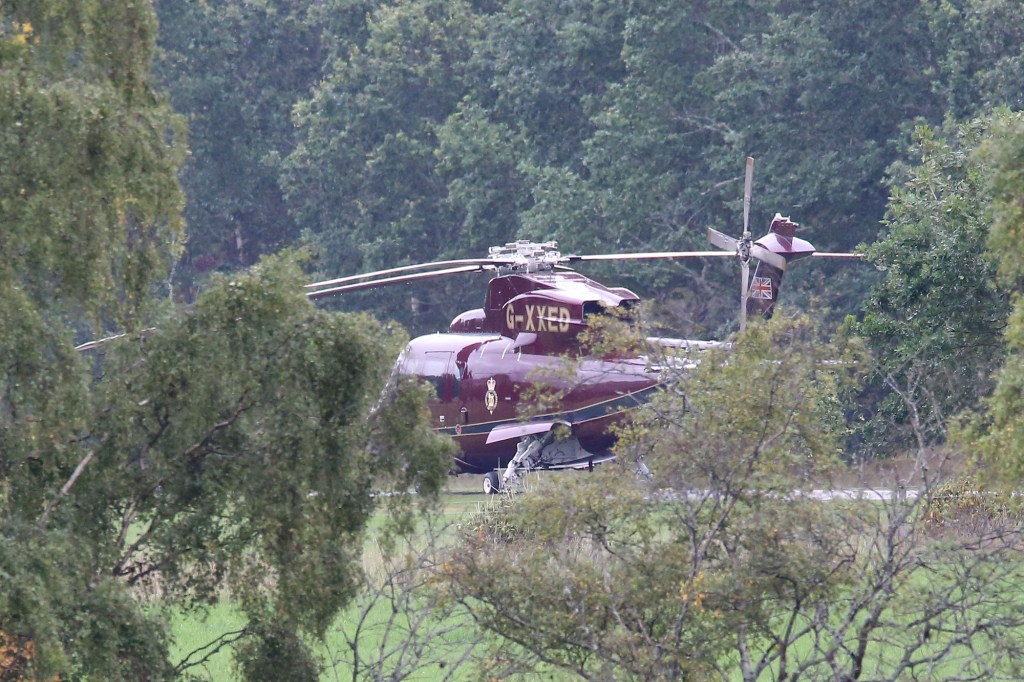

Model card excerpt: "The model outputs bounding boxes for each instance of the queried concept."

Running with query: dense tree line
[157,0,1019,331]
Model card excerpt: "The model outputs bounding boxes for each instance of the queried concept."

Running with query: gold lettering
[511,304,574,333]
[558,306,570,332]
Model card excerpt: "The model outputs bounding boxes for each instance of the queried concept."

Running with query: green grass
[168,475,507,681]
[171,469,1010,681]
[172,602,247,680]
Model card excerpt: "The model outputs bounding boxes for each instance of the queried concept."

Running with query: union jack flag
[750,276,773,300]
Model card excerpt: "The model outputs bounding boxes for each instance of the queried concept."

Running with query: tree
[705,1,943,248]
[956,110,1024,481]
[515,0,771,257]
[151,0,1024,340]
[154,0,335,283]
[433,101,532,252]
[925,0,1024,120]
[505,1,772,338]
[0,0,186,327]
[284,0,479,268]
[1,1,185,675]
[478,0,630,170]
[282,0,493,331]
[0,4,451,678]
[5,256,452,681]
[324,514,494,681]
[856,114,1012,454]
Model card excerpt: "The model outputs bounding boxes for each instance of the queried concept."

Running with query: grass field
[169,464,1001,681]
[169,473,513,681]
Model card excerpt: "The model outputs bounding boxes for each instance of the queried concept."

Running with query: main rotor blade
[810,252,864,259]
[743,156,753,238]
[748,244,788,270]
[707,228,738,252]
[572,251,733,262]
[75,328,156,353]
[306,264,488,299]
[305,258,506,291]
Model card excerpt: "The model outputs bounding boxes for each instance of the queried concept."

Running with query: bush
[925,477,1024,533]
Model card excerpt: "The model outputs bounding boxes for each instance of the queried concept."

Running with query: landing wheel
[483,471,500,495]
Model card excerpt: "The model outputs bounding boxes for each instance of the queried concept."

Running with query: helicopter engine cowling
[450,308,486,333]
[480,272,640,350]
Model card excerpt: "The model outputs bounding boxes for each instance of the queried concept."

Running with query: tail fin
[746,214,815,319]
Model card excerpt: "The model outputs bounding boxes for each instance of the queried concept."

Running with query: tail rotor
[707,157,817,330]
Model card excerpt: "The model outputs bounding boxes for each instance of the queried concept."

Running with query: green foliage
[150,0,1024,339]
[234,622,322,682]
[154,0,331,279]
[1,0,186,326]
[627,315,865,489]
[441,317,875,680]
[2,252,453,680]
[508,1,781,332]
[707,1,941,247]
[955,111,1024,482]
[95,258,439,622]
[434,101,531,251]
[0,8,178,670]
[925,476,1024,532]
[282,0,489,329]
[925,0,1024,120]
[480,0,631,169]
[284,0,483,266]
[0,523,176,680]
[1,5,453,678]
[0,12,186,675]
[981,110,1024,287]
[856,114,1012,452]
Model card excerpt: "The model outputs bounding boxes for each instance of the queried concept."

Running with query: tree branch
[39,449,96,525]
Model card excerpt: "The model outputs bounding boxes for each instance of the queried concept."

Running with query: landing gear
[482,430,609,493]
[502,434,546,488]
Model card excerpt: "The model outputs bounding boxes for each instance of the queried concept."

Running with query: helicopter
[305,159,862,493]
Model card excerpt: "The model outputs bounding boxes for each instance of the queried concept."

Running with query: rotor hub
[738,238,752,264]
[488,240,563,273]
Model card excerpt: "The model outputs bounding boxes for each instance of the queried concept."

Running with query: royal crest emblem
[485,377,498,414]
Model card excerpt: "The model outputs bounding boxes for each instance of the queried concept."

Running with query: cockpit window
[420,351,454,399]
[583,300,638,325]
[396,347,463,400]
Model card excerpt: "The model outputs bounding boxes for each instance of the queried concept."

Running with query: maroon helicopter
[306,160,860,493]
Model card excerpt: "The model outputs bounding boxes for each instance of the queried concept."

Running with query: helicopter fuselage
[392,267,667,474]
[396,331,662,473]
